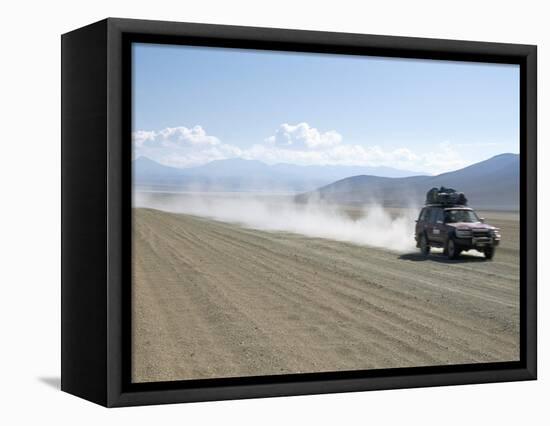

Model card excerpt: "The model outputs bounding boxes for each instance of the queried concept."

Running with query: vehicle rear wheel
[484,247,495,260]
[419,234,430,256]
[447,238,459,260]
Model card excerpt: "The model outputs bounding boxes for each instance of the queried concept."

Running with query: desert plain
[131,194,519,383]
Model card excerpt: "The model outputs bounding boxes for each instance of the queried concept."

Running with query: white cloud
[133,123,469,174]
[265,122,342,149]
[241,142,466,173]
[133,126,240,168]
[133,125,220,149]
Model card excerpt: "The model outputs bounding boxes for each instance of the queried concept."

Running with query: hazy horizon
[134,151,518,175]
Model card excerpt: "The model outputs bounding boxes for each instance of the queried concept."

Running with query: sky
[132,42,520,174]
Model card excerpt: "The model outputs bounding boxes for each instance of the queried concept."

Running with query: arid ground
[131,207,519,383]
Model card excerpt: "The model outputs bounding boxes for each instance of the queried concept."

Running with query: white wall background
[0,0,546,423]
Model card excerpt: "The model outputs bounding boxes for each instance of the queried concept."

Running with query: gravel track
[132,208,519,383]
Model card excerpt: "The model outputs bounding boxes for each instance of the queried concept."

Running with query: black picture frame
[61,17,537,407]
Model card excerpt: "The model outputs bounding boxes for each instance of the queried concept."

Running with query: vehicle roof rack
[425,186,468,206]
[425,203,471,208]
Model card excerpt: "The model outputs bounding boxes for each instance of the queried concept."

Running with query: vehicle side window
[426,208,440,224]
[419,208,429,221]
[424,208,433,222]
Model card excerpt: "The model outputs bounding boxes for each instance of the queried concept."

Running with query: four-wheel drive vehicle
[415,205,501,260]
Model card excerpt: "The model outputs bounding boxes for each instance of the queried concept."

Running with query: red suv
[415,205,501,260]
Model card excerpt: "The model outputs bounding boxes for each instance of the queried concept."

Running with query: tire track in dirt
[162,214,518,352]
[132,208,520,382]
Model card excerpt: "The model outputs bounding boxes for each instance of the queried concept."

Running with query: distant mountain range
[296,153,519,210]
[133,157,425,192]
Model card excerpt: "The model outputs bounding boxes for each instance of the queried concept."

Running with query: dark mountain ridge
[296,153,519,211]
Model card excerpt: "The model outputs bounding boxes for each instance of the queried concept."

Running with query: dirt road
[132,208,520,383]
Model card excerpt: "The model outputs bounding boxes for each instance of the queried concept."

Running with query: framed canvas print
[61,18,537,407]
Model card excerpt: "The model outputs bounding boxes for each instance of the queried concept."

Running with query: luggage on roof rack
[425,186,467,206]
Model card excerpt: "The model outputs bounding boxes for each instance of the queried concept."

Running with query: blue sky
[132,42,519,174]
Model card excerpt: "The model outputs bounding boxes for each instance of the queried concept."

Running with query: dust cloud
[133,192,419,252]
